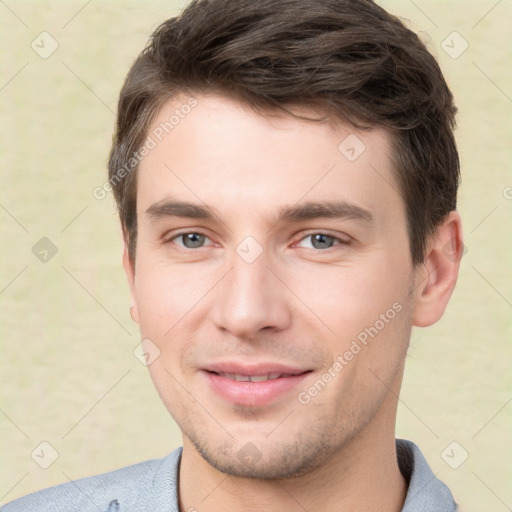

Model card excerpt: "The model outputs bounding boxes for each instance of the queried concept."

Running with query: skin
[123,92,463,512]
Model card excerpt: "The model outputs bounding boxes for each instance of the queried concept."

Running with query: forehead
[136,93,403,227]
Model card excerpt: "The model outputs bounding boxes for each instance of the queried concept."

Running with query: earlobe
[412,211,464,327]
[122,237,140,325]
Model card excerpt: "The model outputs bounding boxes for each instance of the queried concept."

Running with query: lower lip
[203,371,311,407]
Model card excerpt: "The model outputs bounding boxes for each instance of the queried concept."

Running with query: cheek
[134,277,170,338]
[134,263,208,337]
[134,270,198,403]
[133,264,217,385]
[291,259,409,344]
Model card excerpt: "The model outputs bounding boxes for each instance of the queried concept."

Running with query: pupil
[184,233,204,248]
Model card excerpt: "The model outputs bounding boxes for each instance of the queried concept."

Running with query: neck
[178,401,407,512]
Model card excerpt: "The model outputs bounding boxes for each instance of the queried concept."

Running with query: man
[2,0,463,510]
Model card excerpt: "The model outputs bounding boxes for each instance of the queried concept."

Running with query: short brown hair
[108,0,459,265]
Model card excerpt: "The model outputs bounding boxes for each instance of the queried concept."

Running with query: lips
[202,361,312,406]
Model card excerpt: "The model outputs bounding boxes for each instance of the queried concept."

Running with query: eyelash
[165,231,350,252]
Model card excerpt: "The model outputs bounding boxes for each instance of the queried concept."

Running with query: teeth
[218,372,289,382]
[248,374,268,382]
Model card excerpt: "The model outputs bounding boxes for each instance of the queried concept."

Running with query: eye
[169,232,212,249]
[296,233,347,250]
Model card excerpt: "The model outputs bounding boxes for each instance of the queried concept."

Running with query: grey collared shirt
[397,439,459,511]
[1,438,458,511]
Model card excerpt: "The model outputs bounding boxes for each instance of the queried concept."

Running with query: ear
[412,211,464,327]
[122,235,140,325]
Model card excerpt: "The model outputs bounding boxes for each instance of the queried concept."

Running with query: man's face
[127,93,418,478]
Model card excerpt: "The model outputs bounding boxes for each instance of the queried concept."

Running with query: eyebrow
[277,201,373,224]
[146,199,214,220]
[145,198,373,225]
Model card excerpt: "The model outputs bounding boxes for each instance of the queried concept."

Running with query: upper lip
[203,361,311,376]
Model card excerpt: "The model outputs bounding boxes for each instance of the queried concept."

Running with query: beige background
[1,1,511,510]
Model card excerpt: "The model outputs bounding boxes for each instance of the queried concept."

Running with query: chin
[185,422,343,480]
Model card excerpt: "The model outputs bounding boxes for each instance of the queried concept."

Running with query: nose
[209,246,292,340]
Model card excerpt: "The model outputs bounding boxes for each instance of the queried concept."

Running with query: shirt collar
[397,438,459,511]
[158,440,458,511]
